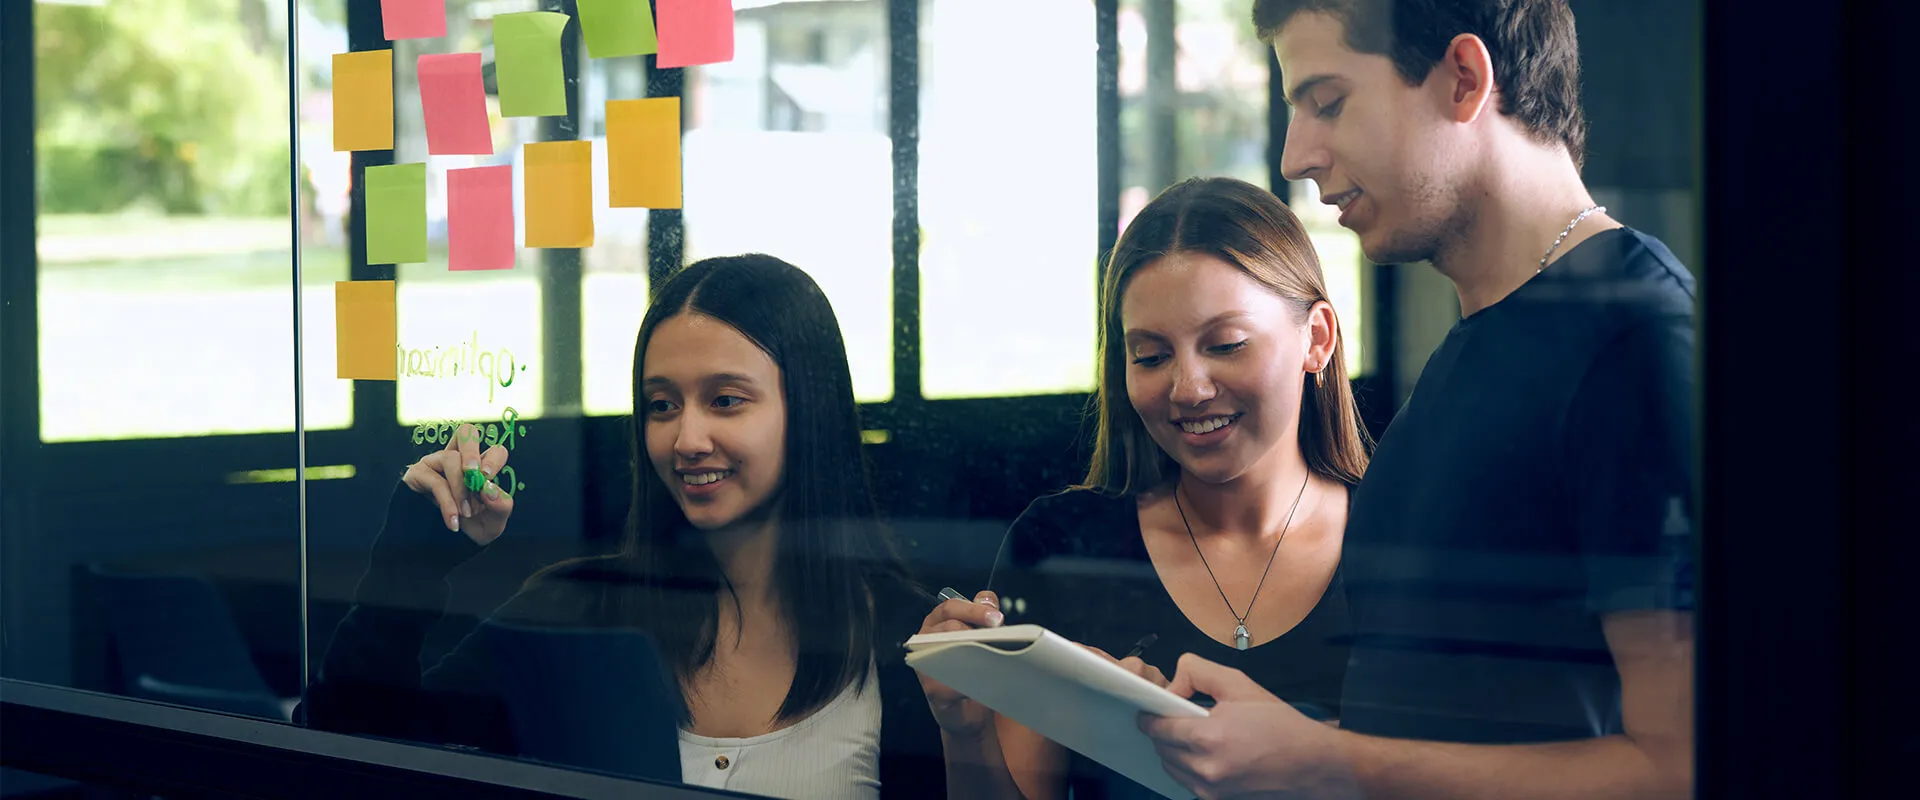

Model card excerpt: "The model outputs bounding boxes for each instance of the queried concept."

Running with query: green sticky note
[365,163,427,264]
[577,0,658,59]
[494,11,569,118]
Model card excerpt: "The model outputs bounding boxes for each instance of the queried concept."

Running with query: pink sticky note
[418,53,493,155]
[656,0,735,68]
[448,166,515,271]
[381,0,447,40]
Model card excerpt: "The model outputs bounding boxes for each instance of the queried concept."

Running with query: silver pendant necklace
[1174,471,1311,651]
[1536,205,1606,274]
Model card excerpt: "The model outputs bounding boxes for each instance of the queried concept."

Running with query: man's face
[1274,12,1472,265]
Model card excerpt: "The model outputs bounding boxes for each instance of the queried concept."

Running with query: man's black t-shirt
[1339,227,1696,743]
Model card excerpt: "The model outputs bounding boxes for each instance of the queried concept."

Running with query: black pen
[1122,633,1158,660]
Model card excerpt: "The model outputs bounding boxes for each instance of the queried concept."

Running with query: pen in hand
[1122,633,1158,660]
[931,586,1004,627]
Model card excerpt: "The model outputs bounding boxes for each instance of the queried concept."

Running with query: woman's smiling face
[642,312,788,531]
[1121,251,1314,486]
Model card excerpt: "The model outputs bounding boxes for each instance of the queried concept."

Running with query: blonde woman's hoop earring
[1313,369,1325,388]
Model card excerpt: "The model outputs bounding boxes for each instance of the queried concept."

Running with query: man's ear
[1438,33,1497,124]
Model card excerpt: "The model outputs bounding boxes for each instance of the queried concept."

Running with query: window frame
[0,0,38,610]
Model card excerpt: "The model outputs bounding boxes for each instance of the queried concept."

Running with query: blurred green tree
[35,0,290,215]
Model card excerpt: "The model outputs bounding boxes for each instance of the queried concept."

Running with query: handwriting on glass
[396,332,527,404]
[413,406,529,496]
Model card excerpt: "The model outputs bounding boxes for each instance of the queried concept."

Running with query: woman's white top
[676,666,882,798]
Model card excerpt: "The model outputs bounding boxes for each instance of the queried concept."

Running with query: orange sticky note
[449,166,515,270]
[656,0,734,68]
[335,281,397,381]
[419,53,493,155]
[381,0,447,40]
[332,50,394,151]
[607,98,681,209]
[524,141,594,248]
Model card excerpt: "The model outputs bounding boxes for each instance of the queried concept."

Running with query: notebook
[905,624,1206,799]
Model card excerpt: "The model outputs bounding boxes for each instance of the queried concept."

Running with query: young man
[1138,2,1696,798]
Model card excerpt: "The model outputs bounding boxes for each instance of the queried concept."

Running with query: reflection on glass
[683,3,893,404]
[919,0,1098,400]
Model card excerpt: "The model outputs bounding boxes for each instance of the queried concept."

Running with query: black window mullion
[538,0,585,414]
[1096,0,1121,273]
[644,4,685,298]
[0,0,41,626]
[888,0,922,406]
[1266,47,1288,200]
[1143,0,1178,194]
[344,0,397,445]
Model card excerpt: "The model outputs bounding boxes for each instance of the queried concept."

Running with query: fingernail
[484,481,500,499]
[448,515,460,532]
[462,501,474,518]
[986,610,1004,627]
[464,460,480,472]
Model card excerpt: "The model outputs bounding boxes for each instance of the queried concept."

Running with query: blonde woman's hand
[915,590,1004,737]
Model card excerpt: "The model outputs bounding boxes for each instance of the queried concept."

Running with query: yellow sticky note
[607,98,681,209]
[333,50,395,152]
[524,141,594,248]
[335,280,397,380]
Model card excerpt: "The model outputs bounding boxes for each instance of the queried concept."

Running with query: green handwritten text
[396,332,529,404]
[412,407,529,496]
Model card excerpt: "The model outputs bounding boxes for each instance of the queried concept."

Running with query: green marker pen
[465,467,487,494]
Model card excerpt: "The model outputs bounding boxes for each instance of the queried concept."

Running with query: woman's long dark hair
[546,254,908,724]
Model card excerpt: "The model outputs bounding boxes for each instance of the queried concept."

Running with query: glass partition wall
[3,2,1723,799]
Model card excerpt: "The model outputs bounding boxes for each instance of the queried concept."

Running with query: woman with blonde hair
[918,177,1370,799]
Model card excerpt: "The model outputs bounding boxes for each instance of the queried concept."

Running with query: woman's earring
[1313,369,1325,389]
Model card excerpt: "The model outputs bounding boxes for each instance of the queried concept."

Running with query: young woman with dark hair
[304,254,945,799]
